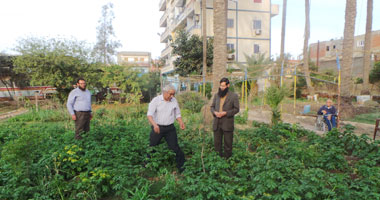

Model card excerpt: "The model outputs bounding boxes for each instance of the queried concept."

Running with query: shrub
[176,92,206,113]
[265,86,288,125]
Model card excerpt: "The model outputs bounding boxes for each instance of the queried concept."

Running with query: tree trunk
[278,0,287,86]
[303,0,314,95]
[212,0,227,94]
[202,0,207,96]
[362,0,373,95]
[341,0,357,119]
[204,0,228,127]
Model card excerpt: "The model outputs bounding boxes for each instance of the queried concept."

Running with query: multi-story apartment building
[117,51,152,74]
[309,30,380,76]
[159,0,279,74]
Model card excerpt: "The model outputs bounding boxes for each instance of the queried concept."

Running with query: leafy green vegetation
[176,92,206,113]
[171,29,213,76]
[347,112,380,124]
[1,105,380,199]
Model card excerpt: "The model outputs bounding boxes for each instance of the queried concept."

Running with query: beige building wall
[159,0,278,74]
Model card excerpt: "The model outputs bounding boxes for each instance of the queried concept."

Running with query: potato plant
[0,105,379,199]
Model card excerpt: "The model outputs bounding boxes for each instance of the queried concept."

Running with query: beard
[79,85,86,91]
[218,87,229,97]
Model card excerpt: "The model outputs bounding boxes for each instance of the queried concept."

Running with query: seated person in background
[317,99,337,131]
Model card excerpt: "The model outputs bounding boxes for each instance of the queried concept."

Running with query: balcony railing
[159,11,168,27]
[161,46,172,57]
[160,28,171,43]
[159,0,166,11]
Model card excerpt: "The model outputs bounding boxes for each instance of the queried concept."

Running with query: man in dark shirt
[317,99,337,131]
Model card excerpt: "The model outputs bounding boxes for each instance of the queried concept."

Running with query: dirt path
[247,109,379,139]
[0,108,28,121]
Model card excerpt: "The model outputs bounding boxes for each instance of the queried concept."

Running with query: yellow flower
[67,150,75,155]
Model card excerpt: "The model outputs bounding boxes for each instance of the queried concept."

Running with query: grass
[348,112,380,125]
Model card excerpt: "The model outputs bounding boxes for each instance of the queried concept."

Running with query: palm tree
[202,0,207,96]
[278,0,287,85]
[212,0,228,94]
[341,0,357,118]
[236,53,271,102]
[303,0,314,95]
[362,0,373,94]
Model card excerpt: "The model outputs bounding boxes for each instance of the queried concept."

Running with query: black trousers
[74,111,91,140]
[214,127,233,158]
[149,124,185,170]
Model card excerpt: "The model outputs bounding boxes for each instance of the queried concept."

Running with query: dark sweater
[317,105,337,115]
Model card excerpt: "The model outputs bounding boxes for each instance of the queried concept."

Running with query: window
[333,45,336,49]
[134,57,138,62]
[140,57,145,62]
[357,40,364,47]
[227,18,234,28]
[227,43,235,52]
[326,46,330,51]
[253,20,262,29]
[254,44,260,54]
[254,0,262,3]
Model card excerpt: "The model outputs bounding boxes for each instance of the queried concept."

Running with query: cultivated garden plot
[0,104,380,199]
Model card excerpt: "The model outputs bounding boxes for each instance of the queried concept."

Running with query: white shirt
[66,88,92,115]
[147,95,181,126]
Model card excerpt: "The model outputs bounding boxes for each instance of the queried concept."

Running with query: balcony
[174,1,199,28]
[161,45,172,57]
[161,64,175,75]
[186,24,200,33]
[271,4,279,17]
[160,28,171,43]
[160,11,168,27]
[175,0,185,7]
[159,0,166,11]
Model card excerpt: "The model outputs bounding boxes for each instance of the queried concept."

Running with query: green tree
[0,55,29,100]
[171,29,213,76]
[100,65,141,99]
[93,2,122,65]
[12,37,98,103]
[369,61,380,86]
[138,72,161,102]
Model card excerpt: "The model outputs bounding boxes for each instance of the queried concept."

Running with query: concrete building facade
[117,51,152,73]
[159,0,279,74]
[309,30,380,77]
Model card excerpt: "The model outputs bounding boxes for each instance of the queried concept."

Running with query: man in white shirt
[67,78,92,140]
[147,84,186,173]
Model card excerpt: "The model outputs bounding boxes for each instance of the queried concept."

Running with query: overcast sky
[0,0,379,59]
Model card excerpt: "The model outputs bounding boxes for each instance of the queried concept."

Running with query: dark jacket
[210,91,240,131]
[317,105,337,115]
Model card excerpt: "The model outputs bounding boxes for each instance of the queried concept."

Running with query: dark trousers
[149,124,185,170]
[214,127,233,158]
[324,115,337,131]
[74,111,91,140]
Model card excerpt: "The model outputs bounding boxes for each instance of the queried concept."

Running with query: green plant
[1,105,380,199]
[236,110,248,124]
[265,86,288,125]
[176,92,206,113]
